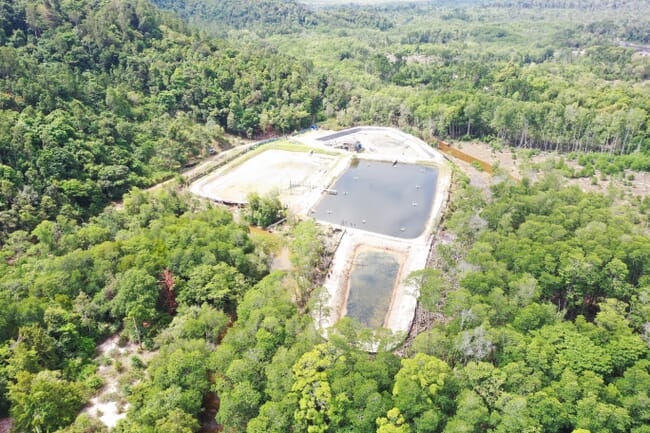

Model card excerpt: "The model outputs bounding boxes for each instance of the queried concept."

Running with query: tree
[289,220,323,312]
[178,263,248,311]
[148,339,212,416]
[12,324,60,372]
[155,304,229,346]
[575,396,630,433]
[110,269,159,347]
[512,303,557,333]
[615,360,650,429]
[442,390,489,433]
[291,343,341,433]
[526,323,613,378]
[218,381,262,431]
[407,269,449,314]
[154,408,199,433]
[377,408,411,433]
[245,192,285,227]
[57,413,109,433]
[391,353,451,425]
[9,370,85,433]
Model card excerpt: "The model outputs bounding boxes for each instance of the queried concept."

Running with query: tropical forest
[0,0,649,433]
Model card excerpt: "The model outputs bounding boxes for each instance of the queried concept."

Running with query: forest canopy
[0,0,323,239]
[0,0,649,432]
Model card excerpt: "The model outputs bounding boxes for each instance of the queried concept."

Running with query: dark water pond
[346,250,400,328]
[314,160,437,238]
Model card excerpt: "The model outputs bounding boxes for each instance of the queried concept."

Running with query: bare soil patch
[191,148,344,213]
[0,418,12,433]
[82,334,156,429]
[441,140,650,198]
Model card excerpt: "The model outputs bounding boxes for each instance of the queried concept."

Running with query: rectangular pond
[313,160,438,238]
[346,249,401,328]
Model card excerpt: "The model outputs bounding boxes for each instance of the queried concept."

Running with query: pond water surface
[314,160,437,238]
[346,249,401,328]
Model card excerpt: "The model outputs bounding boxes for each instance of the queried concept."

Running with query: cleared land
[190,127,453,344]
[308,127,439,161]
[304,127,452,341]
[441,140,650,198]
[190,148,345,213]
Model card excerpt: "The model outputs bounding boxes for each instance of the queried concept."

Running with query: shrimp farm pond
[345,248,402,328]
[313,160,438,239]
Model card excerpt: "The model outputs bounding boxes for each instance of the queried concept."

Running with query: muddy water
[314,160,438,239]
[437,141,493,174]
[248,225,274,238]
[346,249,401,328]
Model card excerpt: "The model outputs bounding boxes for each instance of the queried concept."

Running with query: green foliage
[266,1,649,168]
[1,1,650,432]
[126,339,212,424]
[377,408,411,433]
[292,343,340,433]
[0,0,324,240]
[57,413,109,433]
[9,370,85,433]
[289,219,324,311]
[0,189,266,423]
[154,408,200,433]
[407,269,449,313]
[245,192,285,228]
[391,354,451,427]
[150,0,317,35]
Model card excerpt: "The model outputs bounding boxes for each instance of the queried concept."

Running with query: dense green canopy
[0,1,649,432]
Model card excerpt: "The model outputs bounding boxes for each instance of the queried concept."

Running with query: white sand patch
[81,335,156,430]
[81,336,127,429]
[0,418,12,433]
[190,149,348,214]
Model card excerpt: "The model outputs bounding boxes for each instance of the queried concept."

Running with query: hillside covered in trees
[0,0,323,239]
[0,0,649,433]
[266,0,650,179]
[149,0,318,34]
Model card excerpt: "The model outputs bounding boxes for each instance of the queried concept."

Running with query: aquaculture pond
[346,249,401,328]
[313,160,438,238]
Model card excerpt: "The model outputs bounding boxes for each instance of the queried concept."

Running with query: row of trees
[148,0,395,36]
[266,1,649,167]
[330,44,649,156]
